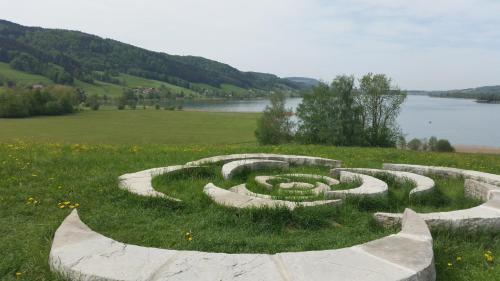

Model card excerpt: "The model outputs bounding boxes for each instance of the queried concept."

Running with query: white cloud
[1,0,499,90]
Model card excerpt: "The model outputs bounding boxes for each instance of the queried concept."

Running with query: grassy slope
[0,109,259,144]
[0,62,197,97]
[0,62,53,85]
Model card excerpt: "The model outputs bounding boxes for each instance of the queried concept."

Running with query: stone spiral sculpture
[54,153,500,280]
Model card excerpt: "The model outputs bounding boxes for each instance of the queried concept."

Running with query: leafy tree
[10,53,44,73]
[0,85,78,118]
[87,94,100,110]
[296,82,337,144]
[407,138,422,151]
[0,89,29,117]
[428,136,438,151]
[255,92,294,145]
[357,73,406,147]
[330,75,364,146]
[296,76,363,146]
[435,139,455,152]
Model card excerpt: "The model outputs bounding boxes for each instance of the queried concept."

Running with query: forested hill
[0,19,302,91]
[408,85,500,102]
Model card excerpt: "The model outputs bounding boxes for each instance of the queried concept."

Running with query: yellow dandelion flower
[74,203,80,207]
[447,262,453,267]
[185,231,193,241]
[28,197,34,201]
[15,272,22,278]
[69,205,75,209]
[58,205,65,209]
[63,201,70,205]
[31,174,37,177]
[456,256,462,262]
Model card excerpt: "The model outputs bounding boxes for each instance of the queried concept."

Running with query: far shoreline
[454,144,500,155]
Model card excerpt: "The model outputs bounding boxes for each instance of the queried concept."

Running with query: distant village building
[132,87,159,95]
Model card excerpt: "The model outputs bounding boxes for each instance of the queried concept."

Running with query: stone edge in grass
[374,164,500,231]
[49,209,435,281]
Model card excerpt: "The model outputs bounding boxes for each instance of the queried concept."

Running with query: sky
[1,0,500,90]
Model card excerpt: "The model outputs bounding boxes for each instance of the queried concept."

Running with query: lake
[182,95,500,147]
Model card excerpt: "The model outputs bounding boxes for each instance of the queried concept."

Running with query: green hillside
[0,19,304,96]
[0,62,198,97]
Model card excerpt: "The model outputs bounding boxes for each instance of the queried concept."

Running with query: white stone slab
[50,209,435,281]
[221,160,289,180]
[254,175,280,190]
[205,183,341,210]
[464,179,500,202]
[279,182,315,189]
[331,168,435,197]
[374,200,500,231]
[280,173,340,186]
[186,153,341,168]
[118,165,203,202]
[383,163,500,188]
[373,165,500,231]
[326,171,388,199]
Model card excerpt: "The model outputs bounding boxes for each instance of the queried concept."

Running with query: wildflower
[447,262,453,267]
[74,203,80,207]
[185,230,193,241]
[63,201,70,205]
[485,251,495,263]
[31,174,37,177]
[456,256,462,262]
[131,145,140,153]
[15,272,22,278]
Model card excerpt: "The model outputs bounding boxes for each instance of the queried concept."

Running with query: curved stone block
[383,163,500,187]
[254,175,280,190]
[374,198,500,231]
[331,168,435,197]
[187,153,342,168]
[118,165,203,202]
[373,165,500,231]
[326,171,388,199]
[281,173,340,186]
[221,160,289,180]
[464,179,500,202]
[204,183,341,210]
[279,182,315,189]
[50,209,435,281]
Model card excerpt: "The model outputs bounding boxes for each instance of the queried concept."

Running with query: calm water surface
[183,96,500,146]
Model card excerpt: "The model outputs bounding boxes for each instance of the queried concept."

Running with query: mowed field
[0,109,499,280]
[0,108,260,144]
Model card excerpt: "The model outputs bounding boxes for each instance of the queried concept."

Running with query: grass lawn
[0,110,499,280]
[0,108,260,145]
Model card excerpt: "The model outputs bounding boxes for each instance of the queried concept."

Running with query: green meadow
[0,109,499,280]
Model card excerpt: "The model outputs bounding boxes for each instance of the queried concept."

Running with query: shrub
[407,138,422,151]
[0,90,30,118]
[155,104,160,110]
[435,139,455,152]
[86,94,100,110]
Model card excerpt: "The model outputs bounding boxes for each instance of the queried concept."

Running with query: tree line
[255,73,407,147]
